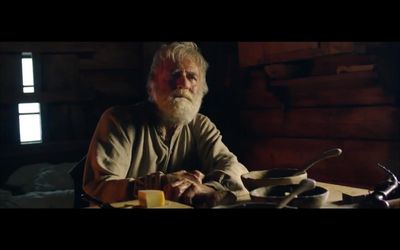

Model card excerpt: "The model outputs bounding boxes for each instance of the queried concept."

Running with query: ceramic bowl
[249,184,329,208]
[241,168,307,191]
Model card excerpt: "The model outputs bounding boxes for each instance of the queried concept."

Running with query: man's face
[149,58,204,125]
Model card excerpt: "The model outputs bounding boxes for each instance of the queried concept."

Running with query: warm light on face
[150,60,204,125]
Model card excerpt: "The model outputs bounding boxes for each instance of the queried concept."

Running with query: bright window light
[19,53,42,144]
[19,113,42,143]
[23,86,35,93]
[21,52,35,94]
[18,103,42,144]
[22,56,34,86]
[18,103,40,113]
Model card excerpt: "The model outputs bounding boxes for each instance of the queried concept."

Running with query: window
[22,52,35,93]
[18,52,42,144]
[18,103,42,144]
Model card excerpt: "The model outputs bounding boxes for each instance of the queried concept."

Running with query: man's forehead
[165,58,200,72]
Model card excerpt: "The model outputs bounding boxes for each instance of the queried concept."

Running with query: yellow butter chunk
[138,190,166,208]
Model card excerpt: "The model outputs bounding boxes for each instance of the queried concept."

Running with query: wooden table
[318,182,369,200]
[90,182,371,209]
[236,181,371,208]
[111,199,192,209]
[317,182,370,208]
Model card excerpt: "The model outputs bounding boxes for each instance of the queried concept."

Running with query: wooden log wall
[0,42,162,182]
[236,42,400,188]
[0,42,238,184]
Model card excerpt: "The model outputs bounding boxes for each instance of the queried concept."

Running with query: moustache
[171,89,193,101]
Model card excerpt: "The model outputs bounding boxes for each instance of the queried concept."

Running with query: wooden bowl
[241,168,307,191]
[250,184,329,208]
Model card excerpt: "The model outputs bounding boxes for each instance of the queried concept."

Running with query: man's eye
[188,74,197,81]
[171,72,181,79]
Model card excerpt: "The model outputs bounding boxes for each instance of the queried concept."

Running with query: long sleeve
[83,107,136,203]
[192,114,249,198]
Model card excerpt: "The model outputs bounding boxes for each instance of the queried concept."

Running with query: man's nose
[176,75,191,89]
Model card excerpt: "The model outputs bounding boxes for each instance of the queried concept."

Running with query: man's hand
[161,170,204,187]
[181,182,236,208]
[162,170,204,202]
[137,170,236,208]
[162,170,236,208]
[134,170,203,192]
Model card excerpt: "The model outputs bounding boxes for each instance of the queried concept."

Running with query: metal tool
[276,178,316,209]
[358,163,399,208]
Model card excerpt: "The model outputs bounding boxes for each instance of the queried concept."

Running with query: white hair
[147,42,209,99]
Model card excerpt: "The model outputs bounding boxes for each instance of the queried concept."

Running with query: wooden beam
[239,106,400,140]
[288,87,395,107]
[264,54,374,79]
[311,54,374,76]
[238,42,358,67]
[241,86,394,108]
[239,90,282,108]
[271,71,377,91]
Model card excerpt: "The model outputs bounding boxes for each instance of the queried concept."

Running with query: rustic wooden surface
[110,199,192,209]
[240,106,399,140]
[236,181,369,208]
[236,42,399,189]
[271,71,377,90]
[238,137,398,188]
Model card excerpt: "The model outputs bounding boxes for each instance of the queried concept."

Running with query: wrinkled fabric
[0,189,74,208]
[5,162,75,193]
[83,102,249,203]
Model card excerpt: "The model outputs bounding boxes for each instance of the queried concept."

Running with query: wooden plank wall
[0,41,239,183]
[0,42,158,182]
[237,42,399,188]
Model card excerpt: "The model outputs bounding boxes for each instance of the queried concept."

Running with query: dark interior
[1,42,399,208]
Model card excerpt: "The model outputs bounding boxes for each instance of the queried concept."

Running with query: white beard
[152,89,203,125]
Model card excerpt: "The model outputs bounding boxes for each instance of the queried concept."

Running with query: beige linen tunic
[83,101,248,203]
